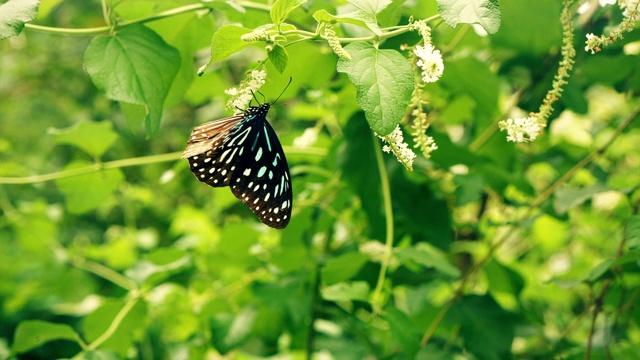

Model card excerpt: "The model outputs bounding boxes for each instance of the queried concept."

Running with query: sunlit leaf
[50,121,118,159]
[0,0,40,40]
[56,161,124,214]
[322,281,370,302]
[437,0,501,34]
[12,320,79,353]
[84,24,180,137]
[337,42,413,136]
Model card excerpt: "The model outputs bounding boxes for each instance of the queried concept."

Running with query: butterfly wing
[229,117,292,229]
[183,114,244,187]
[183,105,292,229]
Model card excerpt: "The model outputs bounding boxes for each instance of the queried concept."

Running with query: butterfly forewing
[183,104,292,229]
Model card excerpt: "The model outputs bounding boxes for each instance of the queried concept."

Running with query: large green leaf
[202,24,252,69]
[436,0,501,34]
[0,0,40,40]
[321,252,369,285]
[270,0,306,26]
[449,295,515,360]
[337,42,413,136]
[627,215,640,250]
[56,161,125,214]
[322,281,370,302]
[84,24,180,137]
[50,121,118,159]
[83,300,148,356]
[553,184,609,214]
[12,320,79,353]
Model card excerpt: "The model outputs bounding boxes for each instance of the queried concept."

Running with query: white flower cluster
[498,116,544,143]
[414,44,444,83]
[412,19,432,44]
[620,0,640,20]
[378,125,417,171]
[584,32,599,54]
[225,70,267,112]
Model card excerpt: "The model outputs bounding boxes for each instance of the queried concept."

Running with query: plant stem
[370,133,394,314]
[68,254,138,292]
[0,152,181,185]
[25,4,209,36]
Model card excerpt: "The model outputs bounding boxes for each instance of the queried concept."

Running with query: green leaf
[337,42,413,136]
[210,307,257,354]
[346,0,392,35]
[313,0,391,35]
[321,252,369,285]
[397,243,460,278]
[484,259,524,296]
[125,248,192,286]
[12,320,79,353]
[0,0,40,40]
[627,215,640,249]
[270,0,306,26]
[56,160,124,214]
[322,281,370,302]
[586,260,613,283]
[268,43,289,73]
[312,9,369,31]
[453,173,485,206]
[83,300,147,357]
[49,121,118,159]
[450,295,515,359]
[200,25,253,73]
[553,184,609,214]
[385,307,421,358]
[437,0,501,34]
[84,24,180,137]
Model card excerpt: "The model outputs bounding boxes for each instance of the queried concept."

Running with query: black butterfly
[182,103,292,229]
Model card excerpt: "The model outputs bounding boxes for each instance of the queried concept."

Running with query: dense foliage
[1,0,640,359]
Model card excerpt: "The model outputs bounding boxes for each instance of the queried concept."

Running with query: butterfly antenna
[272,77,292,105]
[250,90,261,105]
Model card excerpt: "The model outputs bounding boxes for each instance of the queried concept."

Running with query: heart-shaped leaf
[84,24,180,137]
[337,42,413,135]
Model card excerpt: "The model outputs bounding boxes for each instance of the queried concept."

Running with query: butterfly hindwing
[229,116,292,229]
[183,104,292,229]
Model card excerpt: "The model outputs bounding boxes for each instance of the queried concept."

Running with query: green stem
[68,254,138,291]
[0,152,181,185]
[370,133,394,314]
[25,4,209,36]
[75,294,141,357]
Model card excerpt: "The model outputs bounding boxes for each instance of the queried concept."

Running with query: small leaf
[12,320,79,353]
[321,252,369,285]
[397,243,460,278]
[386,307,421,358]
[554,184,609,214]
[210,308,257,354]
[312,9,369,31]
[268,43,289,73]
[0,0,40,40]
[201,25,253,71]
[337,42,413,136]
[437,0,501,35]
[84,24,180,137]
[270,0,306,26]
[49,121,118,159]
[345,0,392,35]
[56,161,124,214]
[586,260,613,283]
[627,215,640,250]
[322,281,370,302]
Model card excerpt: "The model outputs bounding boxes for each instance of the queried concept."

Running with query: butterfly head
[245,103,271,117]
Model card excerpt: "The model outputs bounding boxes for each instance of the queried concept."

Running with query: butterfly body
[183,103,292,229]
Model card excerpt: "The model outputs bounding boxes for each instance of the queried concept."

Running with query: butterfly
[182,102,292,229]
